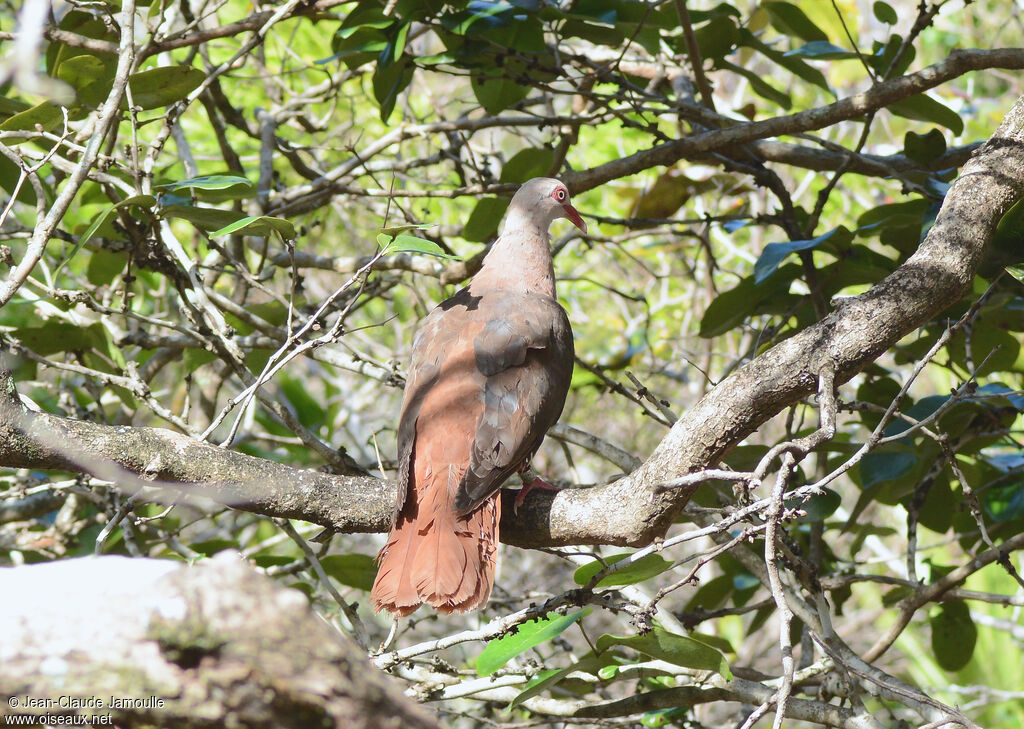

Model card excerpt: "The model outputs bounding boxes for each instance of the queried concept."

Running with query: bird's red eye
[555,188,567,201]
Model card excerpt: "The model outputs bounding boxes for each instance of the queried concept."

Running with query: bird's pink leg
[514,466,562,513]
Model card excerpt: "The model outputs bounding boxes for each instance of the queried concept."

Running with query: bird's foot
[514,474,561,514]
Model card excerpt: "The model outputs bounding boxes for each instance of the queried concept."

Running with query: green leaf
[698,263,801,338]
[12,322,94,356]
[57,194,157,276]
[982,479,1024,522]
[873,1,898,24]
[87,250,128,286]
[476,609,590,676]
[156,174,255,200]
[930,600,976,671]
[191,539,238,556]
[318,553,377,591]
[509,649,620,708]
[183,348,218,373]
[858,450,917,488]
[209,215,296,239]
[161,204,246,232]
[500,148,555,183]
[764,1,828,42]
[785,487,841,522]
[596,627,730,678]
[0,97,31,119]
[869,34,915,77]
[903,128,947,164]
[380,233,459,259]
[472,73,529,115]
[562,19,625,46]
[784,41,858,60]
[754,226,851,284]
[0,101,64,136]
[693,15,741,60]
[127,65,205,109]
[888,94,964,136]
[988,198,1024,268]
[464,196,510,241]
[372,55,414,122]
[57,54,114,108]
[573,553,672,587]
[0,154,36,205]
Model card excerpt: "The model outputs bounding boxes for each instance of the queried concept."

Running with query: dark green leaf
[903,128,948,164]
[156,174,255,200]
[764,1,828,42]
[209,215,296,239]
[754,226,851,284]
[784,41,857,60]
[0,97,31,119]
[888,94,963,136]
[869,35,915,76]
[509,649,620,708]
[464,196,510,241]
[372,55,414,122]
[858,450,917,488]
[87,250,128,286]
[128,66,205,109]
[882,585,914,606]
[472,73,529,115]
[57,54,114,108]
[693,15,740,60]
[595,627,730,678]
[191,539,237,556]
[0,101,64,135]
[988,198,1024,267]
[381,233,459,259]
[476,609,590,676]
[572,553,672,587]
[183,349,218,372]
[915,476,956,533]
[500,148,555,183]
[318,554,378,591]
[873,1,898,24]
[699,263,801,337]
[12,322,94,355]
[982,479,1024,522]
[161,204,245,232]
[561,19,625,46]
[785,487,841,522]
[930,600,976,671]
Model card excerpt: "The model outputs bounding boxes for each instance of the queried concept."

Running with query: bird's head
[510,177,587,234]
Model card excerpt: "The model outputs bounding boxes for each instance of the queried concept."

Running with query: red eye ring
[555,188,567,201]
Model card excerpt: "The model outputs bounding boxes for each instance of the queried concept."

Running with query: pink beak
[562,203,587,234]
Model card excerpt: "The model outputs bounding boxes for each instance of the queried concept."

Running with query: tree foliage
[2,0,1024,727]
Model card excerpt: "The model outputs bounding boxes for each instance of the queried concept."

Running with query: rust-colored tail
[371,466,501,617]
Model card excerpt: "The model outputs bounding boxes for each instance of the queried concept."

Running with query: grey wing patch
[473,318,528,376]
[455,369,542,513]
[454,300,574,514]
